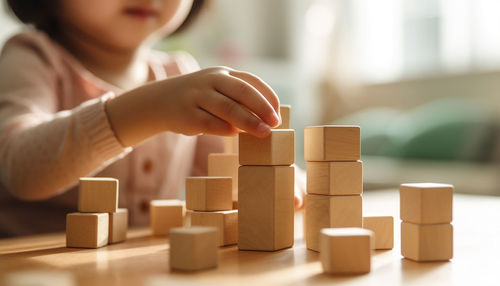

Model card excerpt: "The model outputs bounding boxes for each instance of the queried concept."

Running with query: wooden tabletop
[1,189,499,286]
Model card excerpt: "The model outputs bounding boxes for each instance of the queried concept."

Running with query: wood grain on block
[305,194,363,252]
[401,222,453,262]
[362,216,394,250]
[275,105,291,129]
[150,200,184,236]
[223,135,238,154]
[304,125,360,161]
[208,153,239,202]
[306,161,363,195]
[78,177,118,213]
[238,165,294,251]
[320,228,373,274]
[239,130,295,166]
[189,210,238,246]
[400,183,453,224]
[169,226,219,271]
[185,177,232,211]
[109,208,128,244]
[66,213,108,248]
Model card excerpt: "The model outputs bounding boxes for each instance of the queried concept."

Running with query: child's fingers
[213,75,279,127]
[194,108,238,136]
[198,91,271,138]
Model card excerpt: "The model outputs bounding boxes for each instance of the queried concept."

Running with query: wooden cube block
[400,183,453,224]
[188,210,238,246]
[238,165,294,251]
[239,130,295,166]
[362,216,393,250]
[208,153,239,202]
[150,200,184,236]
[185,177,232,211]
[304,125,360,161]
[169,226,219,271]
[109,208,128,244]
[306,161,362,195]
[305,194,362,252]
[223,135,238,153]
[401,222,453,261]
[66,213,108,248]
[320,228,373,274]
[78,177,118,213]
[275,105,291,129]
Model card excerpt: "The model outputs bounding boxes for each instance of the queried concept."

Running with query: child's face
[60,0,194,50]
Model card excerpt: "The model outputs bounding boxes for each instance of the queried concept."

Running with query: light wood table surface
[1,189,499,285]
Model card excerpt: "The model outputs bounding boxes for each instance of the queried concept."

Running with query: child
[0,0,305,237]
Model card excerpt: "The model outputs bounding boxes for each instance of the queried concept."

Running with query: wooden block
[400,183,453,224]
[66,212,108,248]
[306,161,362,195]
[232,201,238,209]
[401,222,453,261]
[78,177,118,213]
[150,200,184,236]
[223,134,238,153]
[238,165,294,251]
[109,208,128,244]
[239,129,295,166]
[208,153,239,202]
[188,210,238,246]
[169,226,219,271]
[185,177,232,211]
[305,194,362,252]
[275,105,291,129]
[362,216,394,250]
[320,228,373,274]
[304,125,360,161]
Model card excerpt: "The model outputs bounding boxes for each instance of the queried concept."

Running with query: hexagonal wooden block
[275,105,291,129]
[150,200,184,236]
[66,213,108,248]
[239,129,295,166]
[78,177,118,213]
[320,228,373,274]
[400,183,453,224]
[305,194,363,252]
[401,222,453,261]
[238,165,294,251]
[169,226,219,271]
[362,216,393,250]
[188,210,238,246]
[109,208,128,244]
[208,153,239,202]
[185,177,233,211]
[304,125,360,161]
[306,161,363,195]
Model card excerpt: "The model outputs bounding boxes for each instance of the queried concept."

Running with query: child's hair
[6,0,206,38]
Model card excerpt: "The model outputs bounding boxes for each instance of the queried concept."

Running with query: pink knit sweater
[0,30,222,237]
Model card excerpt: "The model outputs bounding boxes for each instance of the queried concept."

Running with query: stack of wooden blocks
[304,125,363,252]
[400,183,454,261]
[66,177,128,248]
[208,151,239,209]
[238,105,295,251]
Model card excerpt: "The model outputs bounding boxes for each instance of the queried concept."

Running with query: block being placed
[208,153,239,202]
[400,183,454,224]
[304,125,360,161]
[224,134,238,154]
[239,129,295,166]
[189,210,238,246]
[238,165,294,251]
[169,226,219,271]
[66,212,108,248]
[275,105,291,129]
[320,228,373,274]
[306,161,362,195]
[150,200,185,236]
[305,194,362,252]
[401,222,453,261]
[109,208,128,244]
[78,177,118,213]
[362,216,394,250]
[185,177,232,211]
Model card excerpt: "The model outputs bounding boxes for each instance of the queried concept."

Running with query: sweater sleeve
[0,36,131,200]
